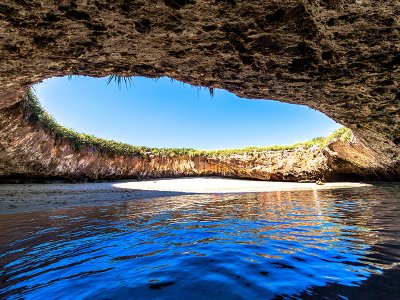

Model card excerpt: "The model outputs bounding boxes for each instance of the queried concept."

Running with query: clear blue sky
[34,76,340,150]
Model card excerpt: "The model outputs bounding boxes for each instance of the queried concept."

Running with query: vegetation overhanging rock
[24,89,352,158]
[0,89,391,182]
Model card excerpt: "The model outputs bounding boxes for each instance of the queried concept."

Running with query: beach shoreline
[0,177,372,214]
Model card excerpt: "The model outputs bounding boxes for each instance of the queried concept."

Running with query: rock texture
[0,98,392,182]
[0,0,399,179]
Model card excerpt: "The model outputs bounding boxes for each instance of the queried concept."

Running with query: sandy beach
[113,177,370,193]
[0,177,371,214]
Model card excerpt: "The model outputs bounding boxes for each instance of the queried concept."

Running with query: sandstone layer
[0,0,399,180]
[0,97,392,182]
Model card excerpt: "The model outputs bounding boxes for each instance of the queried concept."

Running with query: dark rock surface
[0,0,398,179]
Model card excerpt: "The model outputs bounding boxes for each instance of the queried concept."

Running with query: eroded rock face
[0,0,399,178]
[0,99,393,182]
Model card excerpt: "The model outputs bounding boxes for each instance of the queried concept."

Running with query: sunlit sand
[113,177,370,193]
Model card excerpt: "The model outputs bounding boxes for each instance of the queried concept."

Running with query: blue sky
[34,76,340,150]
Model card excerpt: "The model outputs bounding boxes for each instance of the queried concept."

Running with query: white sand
[113,177,371,193]
[0,177,371,214]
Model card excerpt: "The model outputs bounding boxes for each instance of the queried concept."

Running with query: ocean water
[0,184,399,299]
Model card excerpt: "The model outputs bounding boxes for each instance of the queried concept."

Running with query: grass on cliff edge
[23,90,351,157]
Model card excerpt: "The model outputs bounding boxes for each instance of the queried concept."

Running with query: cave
[0,0,399,181]
[1,2,400,299]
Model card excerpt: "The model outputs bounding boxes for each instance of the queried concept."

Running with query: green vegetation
[195,127,351,157]
[108,75,215,97]
[107,75,134,88]
[23,89,352,157]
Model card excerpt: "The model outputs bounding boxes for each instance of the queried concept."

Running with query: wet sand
[0,177,371,214]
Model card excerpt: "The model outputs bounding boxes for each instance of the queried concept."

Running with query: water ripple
[1,184,399,299]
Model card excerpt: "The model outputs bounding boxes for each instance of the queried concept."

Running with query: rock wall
[0,98,392,182]
[0,0,398,179]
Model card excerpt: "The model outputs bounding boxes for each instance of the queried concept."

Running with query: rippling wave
[1,184,399,299]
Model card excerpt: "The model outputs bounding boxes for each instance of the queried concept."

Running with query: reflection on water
[0,184,399,299]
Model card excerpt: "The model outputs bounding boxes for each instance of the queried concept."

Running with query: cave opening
[0,74,386,183]
[33,75,341,151]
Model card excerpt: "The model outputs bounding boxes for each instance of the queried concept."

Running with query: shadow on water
[0,183,399,299]
[299,266,400,299]
[0,181,197,214]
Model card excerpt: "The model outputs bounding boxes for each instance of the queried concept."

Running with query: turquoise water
[1,184,399,299]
